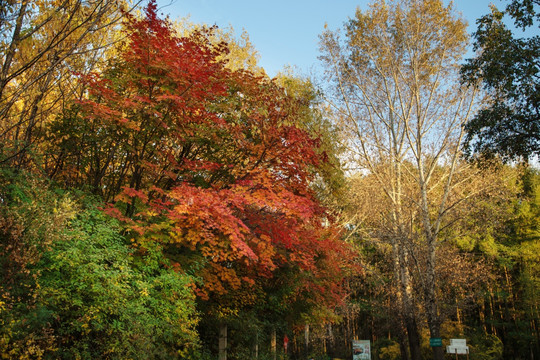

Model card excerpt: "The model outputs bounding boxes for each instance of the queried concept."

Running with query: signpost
[446,339,469,360]
[352,340,371,360]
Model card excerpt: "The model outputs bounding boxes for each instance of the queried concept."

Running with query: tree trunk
[328,323,334,357]
[396,239,421,360]
[399,337,410,360]
[219,323,227,360]
[425,239,444,360]
[428,325,444,360]
[398,322,411,360]
[405,313,422,360]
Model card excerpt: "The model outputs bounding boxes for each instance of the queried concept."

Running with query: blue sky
[155,0,518,77]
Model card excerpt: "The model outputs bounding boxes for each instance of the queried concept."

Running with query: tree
[0,0,134,169]
[275,70,348,210]
[44,4,352,358]
[319,1,477,359]
[461,0,540,162]
[173,19,263,74]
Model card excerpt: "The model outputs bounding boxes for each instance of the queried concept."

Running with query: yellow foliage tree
[0,0,134,169]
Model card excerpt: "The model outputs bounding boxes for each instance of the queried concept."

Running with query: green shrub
[0,172,201,359]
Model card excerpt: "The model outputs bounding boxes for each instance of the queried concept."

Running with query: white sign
[447,339,469,355]
[446,346,469,354]
[352,340,371,360]
[450,339,467,346]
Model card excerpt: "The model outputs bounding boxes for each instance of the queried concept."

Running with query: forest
[0,0,538,359]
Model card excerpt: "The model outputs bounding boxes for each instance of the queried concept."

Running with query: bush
[0,172,201,359]
[375,338,401,360]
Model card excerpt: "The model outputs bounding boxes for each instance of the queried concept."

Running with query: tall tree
[46,6,352,358]
[0,0,133,169]
[461,0,540,162]
[319,1,476,359]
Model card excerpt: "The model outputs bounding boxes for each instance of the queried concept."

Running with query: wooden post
[254,332,259,359]
[305,324,310,356]
[219,323,227,360]
[271,327,276,360]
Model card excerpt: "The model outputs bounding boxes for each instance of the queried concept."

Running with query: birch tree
[319,1,477,359]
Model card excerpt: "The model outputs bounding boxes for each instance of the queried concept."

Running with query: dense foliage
[461,0,540,162]
[1,1,351,359]
[0,0,538,359]
[0,172,199,359]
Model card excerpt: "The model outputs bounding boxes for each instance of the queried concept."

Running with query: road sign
[430,338,443,347]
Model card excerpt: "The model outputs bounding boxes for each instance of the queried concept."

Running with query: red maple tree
[75,1,352,310]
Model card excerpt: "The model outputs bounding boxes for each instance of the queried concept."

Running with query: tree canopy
[461,0,540,162]
[1,0,539,359]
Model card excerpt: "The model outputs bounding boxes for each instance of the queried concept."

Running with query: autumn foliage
[3,0,540,359]
[50,2,351,310]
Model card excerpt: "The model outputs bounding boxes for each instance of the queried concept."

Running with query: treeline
[306,164,540,360]
[314,0,540,359]
[0,0,538,360]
